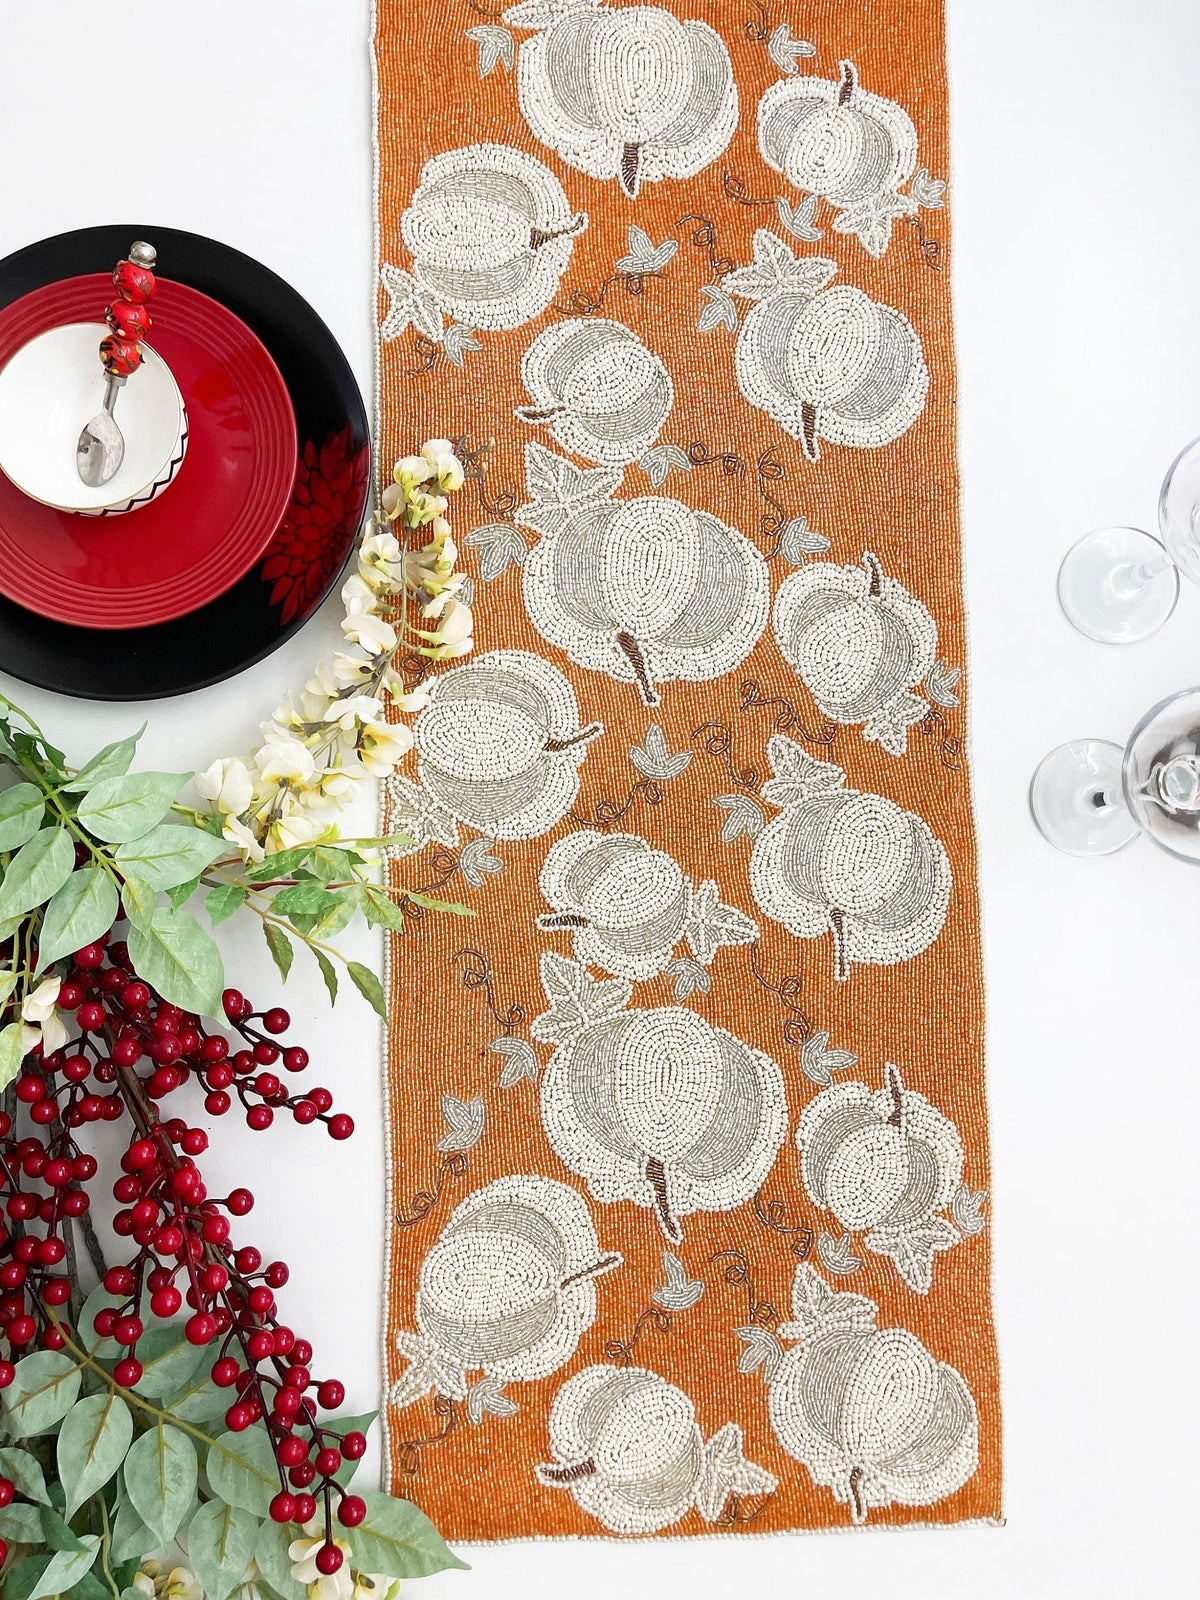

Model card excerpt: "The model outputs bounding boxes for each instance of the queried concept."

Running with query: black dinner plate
[0,224,370,700]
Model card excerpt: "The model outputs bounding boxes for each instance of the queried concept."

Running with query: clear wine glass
[1030,687,1200,859]
[1056,435,1200,643]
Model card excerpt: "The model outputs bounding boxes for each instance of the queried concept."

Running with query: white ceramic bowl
[0,321,188,516]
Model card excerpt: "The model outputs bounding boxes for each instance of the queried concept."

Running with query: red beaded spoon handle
[100,240,157,376]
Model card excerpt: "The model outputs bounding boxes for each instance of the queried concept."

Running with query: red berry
[263,1007,290,1034]
[246,1105,273,1132]
[328,1115,354,1141]
[225,1404,252,1431]
[114,1358,143,1387]
[105,1265,134,1294]
[294,1493,317,1525]
[93,1308,118,1337]
[205,1091,232,1116]
[0,1537,8,1567]
[212,1358,240,1387]
[309,1088,333,1113]
[0,1362,14,1388]
[289,1461,317,1488]
[314,1545,343,1576]
[227,1188,254,1216]
[277,1436,309,1466]
[0,1477,13,1506]
[115,1316,143,1346]
[283,1047,308,1072]
[181,1129,208,1155]
[76,1002,105,1030]
[246,1330,275,1361]
[273,1385,301,1416]
[74,943,105,969]
[222,989,244,1020]
[269,1491,297,1523]
[8,1316,35,1346]
[338,1495,366,1528]
[317,1379,345,1410]
[186,1313,217,1345]
[291,1339,314,1365]
[292,1100,318,1126]
[340,1429,368,1460]
[151,1287,182,1318]
[266,1262,290,1288]
[122,982,150,1009]
[315,1447,342,1477]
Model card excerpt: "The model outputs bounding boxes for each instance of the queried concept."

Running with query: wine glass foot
[1057,526,1179,644]
[1030,739,1138,856]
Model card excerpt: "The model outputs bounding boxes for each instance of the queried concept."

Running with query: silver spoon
[76,240,157,488]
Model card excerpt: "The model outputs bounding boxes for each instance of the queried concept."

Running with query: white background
[3,1,1199,1595]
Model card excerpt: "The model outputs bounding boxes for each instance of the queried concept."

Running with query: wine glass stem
[1111,552,1172,598]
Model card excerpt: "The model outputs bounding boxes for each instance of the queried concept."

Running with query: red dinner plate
[0,275,296,628]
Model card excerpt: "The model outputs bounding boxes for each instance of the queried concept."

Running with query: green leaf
[76,771,190,844]
[308,895,358,941]
[187,1499,260,1600]
[109,1492,154,1563]
[362,886,406,933]
[303,846,366,882]
[130,1325,207,1399]
[60,728,145,793]
[78,1284,124,1358]
[243,847,312,883]
[36,867,120,972]
[403,891,473,916]
[349,1490,468,1579]
[0,968,17,1007]
[263,922,294,983]
[37,1501,84,1550]
[206,1427,277,1517]
[328,1411,378,1485]
[115,824,227,890]
[0,1444,52,1504]
[166,873,203,911]
[0,783,46,850]
[0,1556,50,1600]
[126,908,224,1015]
[26,1534,100,1600]
[0,1502,45,1541]
[313,947,338,1005]
[120,873,157,930]
[123,1423,197,1546]
[270,883,342,916]
[0,1350,82,1436]
[206,884,246,926]
[0,1022,26,1095]
[159,1372,227,1424]
[253,1519,306,1600]
[348,961,387,1021]
[58,1391,132,1516]
[0,826,75,919]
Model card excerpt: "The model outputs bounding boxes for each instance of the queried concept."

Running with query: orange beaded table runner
[374,0,999,1543]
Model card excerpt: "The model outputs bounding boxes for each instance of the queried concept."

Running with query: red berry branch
[0,932,366,1576]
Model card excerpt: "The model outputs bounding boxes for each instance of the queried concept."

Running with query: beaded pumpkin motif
[748,738,951,979]
[536,1366,775,1534]
[504,0,738,199]
[516,320,674,468]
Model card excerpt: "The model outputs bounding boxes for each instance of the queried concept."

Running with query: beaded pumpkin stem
[99,239,157,378]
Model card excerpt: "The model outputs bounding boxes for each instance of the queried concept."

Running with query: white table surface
[3,2,1199,1595]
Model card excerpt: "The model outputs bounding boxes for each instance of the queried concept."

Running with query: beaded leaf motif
[532,953,787,1243]
[748,738,951,979]
[504,1,738,199]
[536,1365,775,1533]
[518,443,769,704]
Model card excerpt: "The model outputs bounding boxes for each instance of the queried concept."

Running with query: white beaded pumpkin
[763,1265,977,1523]
[400,143,587,330]
[505,1,738,198]
[411,649,602,840]
[726,232,928,462]
[797,1066,964,1293]
[536,829,757,980]
[748,739,951,979]
[536,1365,775,1533]
[516,319,674,466]
[758,61,918,257]
[518,448,769,702]
[390,1176,621,1409]
[532,954,787,1243]
[772,552,939,755]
